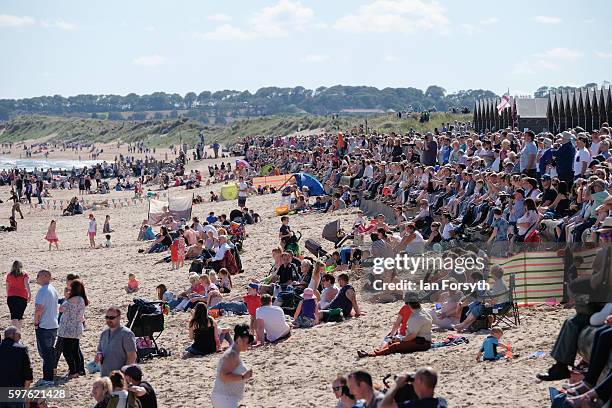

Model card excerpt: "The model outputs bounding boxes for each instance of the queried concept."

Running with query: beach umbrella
[236,159,249,169]
[293,172,325,196]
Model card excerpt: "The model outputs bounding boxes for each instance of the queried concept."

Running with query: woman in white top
[211,324,254,408]
[397,223,425,255]
[516,198,539,240]
[87,213,97,248]
[109,370,129,408]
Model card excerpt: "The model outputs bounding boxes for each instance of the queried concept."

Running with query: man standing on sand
[0,326,33,397]
[34,269,59,386]
[96,306,137,377]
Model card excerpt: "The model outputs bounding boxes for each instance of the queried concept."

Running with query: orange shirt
[398,304,413,336]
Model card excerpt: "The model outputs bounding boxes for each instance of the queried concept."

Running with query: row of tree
[0,86,497,120]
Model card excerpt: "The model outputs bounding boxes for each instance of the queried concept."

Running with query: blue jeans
[36,328,57,381]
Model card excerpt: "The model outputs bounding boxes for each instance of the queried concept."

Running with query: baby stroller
[127,299,170,362]
[285,231,302,256]
[322,220,353,249]
[275,286,303,316]
[229,209,244,223]
[227,221,246,252]
[305,238,328,258]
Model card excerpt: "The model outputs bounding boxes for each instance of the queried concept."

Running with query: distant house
[474,86,612,133]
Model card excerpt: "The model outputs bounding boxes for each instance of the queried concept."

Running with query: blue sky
[0,0,610,99]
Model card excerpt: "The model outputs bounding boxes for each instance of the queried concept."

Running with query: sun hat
[302,288,315,299]
[248,283,259,290]
[596,217,612,233]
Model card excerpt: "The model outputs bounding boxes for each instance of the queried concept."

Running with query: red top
[6,272,29,299]
[192,283,205,295]
[243,294,261,316]
[398,304,413,336]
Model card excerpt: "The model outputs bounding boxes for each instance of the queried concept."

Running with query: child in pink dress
[45,220,59,250]
[177,235,186,268]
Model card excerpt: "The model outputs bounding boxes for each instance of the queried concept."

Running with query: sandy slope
[0,156,572,408]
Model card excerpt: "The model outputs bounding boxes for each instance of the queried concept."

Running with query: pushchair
[322,220,353,249]
[305,238,328,258]
[127,299,170,362]
[285,231,302,256]
[275,286,303,316]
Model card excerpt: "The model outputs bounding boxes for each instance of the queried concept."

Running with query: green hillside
[0,112,472,147]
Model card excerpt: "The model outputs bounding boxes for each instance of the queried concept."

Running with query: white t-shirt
[255,305,290,342]
[517,210,538,236]
[442,223,454,240]
[573,147,591,175]
[405,231,425,255]
[238,182,248,198]
[590,141,600,157]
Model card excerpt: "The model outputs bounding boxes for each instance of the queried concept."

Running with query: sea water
[0,157,103,171]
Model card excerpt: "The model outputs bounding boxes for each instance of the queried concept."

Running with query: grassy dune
[0,112,472,147]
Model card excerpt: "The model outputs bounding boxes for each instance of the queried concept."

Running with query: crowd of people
[2,118,612,408]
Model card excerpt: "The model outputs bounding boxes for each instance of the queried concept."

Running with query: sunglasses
[105,315,119,320]
[332,386,343,392]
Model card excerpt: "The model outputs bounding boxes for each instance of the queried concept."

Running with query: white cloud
[193,24,251,40]
[333,0,450,34]
[207,13,232,22]
[534,59,559,70]
[144,25,156,32]
[251,0,314,37]
[533,15,562,24]
[0,14,35,27]
[595,50,612,59]
[480,17,498,25]
[384,55,400,63]
[512,61,535,75]
[515,47,580,74]
[132,54,166,67]
[461,17,497,35]
[301,54,330,63]
[535,47,582,61]
[42,20,77,30]
[461,23,480,35]
[196,0,314,40]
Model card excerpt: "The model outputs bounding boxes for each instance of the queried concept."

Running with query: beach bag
[323,308,344,323]
[524,229,541,243]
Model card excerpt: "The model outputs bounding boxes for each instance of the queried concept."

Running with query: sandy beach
[0,153,574,408]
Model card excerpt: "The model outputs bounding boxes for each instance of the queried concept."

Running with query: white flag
[496,94,511,115]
